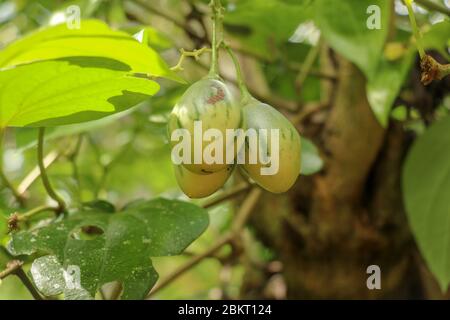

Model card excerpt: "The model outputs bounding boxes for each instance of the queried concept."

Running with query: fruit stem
[209,0,223,77]
[404,0,425,59]
[170,47,211,72]
[223,43,252,103]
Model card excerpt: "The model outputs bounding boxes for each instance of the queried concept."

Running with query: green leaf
[314,0,390,79]
[403,115,450,292]
[14,106,139,150]
[130,27,174,51]
[224,0,312,58]
[301,137,323,175]
[0,59,160,128]
[422,20,450,60]
[0,19,182,82]
[367,49,415,126]
[8,198,209,299]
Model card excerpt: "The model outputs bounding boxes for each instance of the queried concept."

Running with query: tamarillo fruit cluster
[167,71,302,198]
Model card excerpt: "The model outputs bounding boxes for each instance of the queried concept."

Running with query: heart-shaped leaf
[8,198,209,299]
[0,19,181,82]
[0,59,160,128]
[403,115,450,292]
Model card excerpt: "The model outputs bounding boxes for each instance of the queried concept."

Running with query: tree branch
[202,182,251,209]
[146,187,262,299]
[0,260,43,300]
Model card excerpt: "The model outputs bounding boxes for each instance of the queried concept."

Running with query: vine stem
[38,128,66,213]
[170,47,211,72]
[223,43,252,103]
[20,205,57,220]
[18,150,59,195]
[295,38,322,96]
[404,0,425,59]
[0,260,43,300]
[0,129,26,206]
[208,0,223,77]
[146,187,262,299]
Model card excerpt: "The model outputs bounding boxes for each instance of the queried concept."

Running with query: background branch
[146,187,262,299]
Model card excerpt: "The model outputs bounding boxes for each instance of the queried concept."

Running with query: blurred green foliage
[0,0,449,300]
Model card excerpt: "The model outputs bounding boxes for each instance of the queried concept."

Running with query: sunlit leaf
[0,59,160,128]
[0,19,182,82]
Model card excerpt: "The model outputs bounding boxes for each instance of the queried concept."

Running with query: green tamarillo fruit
[168,77,241,174]
[174,164,234,198]
[240,99,301,193]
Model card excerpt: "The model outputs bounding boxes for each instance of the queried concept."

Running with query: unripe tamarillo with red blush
[168,77,241,174]
[174,164,234,198]
[240,99,301,193]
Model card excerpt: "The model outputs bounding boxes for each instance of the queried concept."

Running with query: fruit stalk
[224,43,251,103]
[209,0,223,77]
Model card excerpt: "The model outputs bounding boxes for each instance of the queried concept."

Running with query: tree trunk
[241,57,443,299]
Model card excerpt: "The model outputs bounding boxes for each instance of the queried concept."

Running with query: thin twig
[146,187,262,299]
[147,234,232,298]
[295,38,322,96]
[18,205,57,222]
[18,151,59,195]
[68,134,84,200]
[7,205,57,233]
[0,260,43,300]
[37,128,66,213]
[0,260,22,279]
[170,47,211,71]
[202,182,251,209]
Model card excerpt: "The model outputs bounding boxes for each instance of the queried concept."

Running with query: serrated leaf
[0,59,160,128]
[8,198,209,299]
[301,137,323,175]
[0,19,181,82]
[314,0,390,79]
[403,115,450,292]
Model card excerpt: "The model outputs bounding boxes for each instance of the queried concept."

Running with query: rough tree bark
[241,55,444,299]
